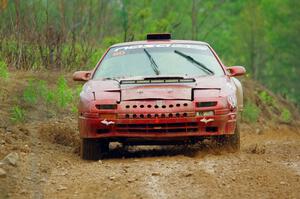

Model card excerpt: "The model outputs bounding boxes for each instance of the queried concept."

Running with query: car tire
[227,122,240,151]
[215,122,240,151]
[80,138,109,160]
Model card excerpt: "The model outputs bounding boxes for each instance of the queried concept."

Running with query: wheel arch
[232,77,243,112]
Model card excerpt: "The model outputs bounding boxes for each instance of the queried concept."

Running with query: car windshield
[93,43,224,79]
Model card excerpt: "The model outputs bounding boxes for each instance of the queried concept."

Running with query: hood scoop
[121,86,192,101]
[120,77,195,85]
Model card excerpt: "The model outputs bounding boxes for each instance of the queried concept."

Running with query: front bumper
[79,113,237,139]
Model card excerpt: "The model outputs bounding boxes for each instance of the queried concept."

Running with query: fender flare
[232,77,243,112]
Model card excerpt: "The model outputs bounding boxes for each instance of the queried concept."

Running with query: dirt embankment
[0,71,300,199]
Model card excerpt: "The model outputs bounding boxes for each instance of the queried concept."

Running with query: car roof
[111,40,209,48]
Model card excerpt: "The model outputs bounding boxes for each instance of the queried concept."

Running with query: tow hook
[101,119,115,126]
[200,118,214,124]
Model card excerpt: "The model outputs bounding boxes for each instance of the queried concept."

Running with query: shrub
[88,49,105,68]
[36,80,48,98]
[54,76,73,108]
[36,80,55,104]
[243,102,260,123]
[103,36,122,48]
[70,85,82,113]
[0,60,9,79]
[23,79,38,104]
[258,91,274,106]
[10,106,25,123]
[19,76,80,118]
[280,109,292,123]
[45,90,55,105]
[71,105,78,114]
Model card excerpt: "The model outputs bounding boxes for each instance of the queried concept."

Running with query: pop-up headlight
[196,101,217,107]
[95,104,117,110]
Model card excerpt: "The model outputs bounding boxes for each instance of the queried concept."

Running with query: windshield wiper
[174,50,214,75]
[143,49,160,75]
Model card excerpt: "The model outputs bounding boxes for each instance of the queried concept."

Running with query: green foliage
[55,76,73,108]
[23,79,38,104]
[258,91,275,106]
[71,105,78,114]
[36,80,48,97]
[21,77,80,115]
[10,106,25,123]
[45,90,55,105]
[71,85,82,112]
[103,37,123,48]
[88,49,106,68]
[243,102,261,123]
[0,39,43,70]
[280,109,292,123]
[74,85,82,98]
[23,79,57,106]
[36,80,55,104]
[0,60,9,79]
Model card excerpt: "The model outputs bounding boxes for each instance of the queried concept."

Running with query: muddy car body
[74,34,246,160]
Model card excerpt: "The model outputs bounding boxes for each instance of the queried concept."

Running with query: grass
[258,91,275,106]
[10,106,25,123]
[280,109,292,123]
[243,102,261,123]
[0,60,9,79]
[11,75,81,124]
[19,76,80,118]
[22,77,73,107]
[23,79,38,104]
[55,76,74,108]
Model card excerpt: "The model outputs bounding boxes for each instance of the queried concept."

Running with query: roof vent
[147,33,171,40]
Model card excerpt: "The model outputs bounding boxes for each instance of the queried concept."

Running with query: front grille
[119,112,194,119]
[116,122,199,134]
[124,102,189,109]
[119,101,194,119]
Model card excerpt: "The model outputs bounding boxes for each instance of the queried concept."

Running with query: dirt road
[1,121,300,199]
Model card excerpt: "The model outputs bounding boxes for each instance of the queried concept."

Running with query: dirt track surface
[0,121,300,199]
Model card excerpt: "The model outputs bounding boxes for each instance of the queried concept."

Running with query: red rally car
[73,33,246,160]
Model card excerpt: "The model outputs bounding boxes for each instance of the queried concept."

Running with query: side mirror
[226,66,246,77]
[73,71,92,81]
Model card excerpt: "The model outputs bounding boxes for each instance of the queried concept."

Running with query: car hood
[84,76,233,101]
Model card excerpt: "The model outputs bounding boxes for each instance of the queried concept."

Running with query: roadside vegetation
[0,60,9,79]
[18,76,81,121]
[243,102,261,123]
[0,62,80,123]
[0,0,299,106]
[242,88,293,124]
[10,106,25,123]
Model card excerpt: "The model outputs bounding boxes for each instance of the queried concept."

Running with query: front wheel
[215,122,240,151]
[80,138,109,160]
